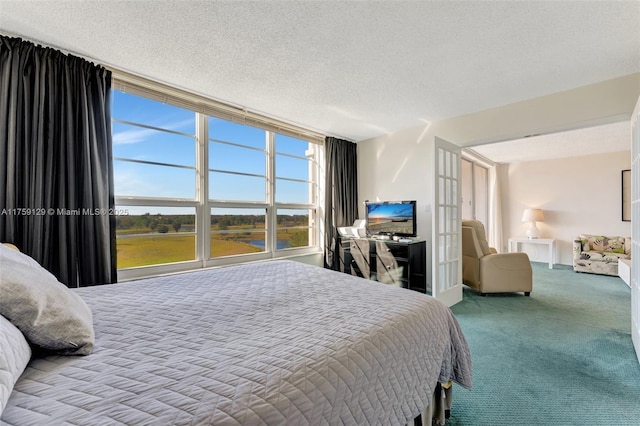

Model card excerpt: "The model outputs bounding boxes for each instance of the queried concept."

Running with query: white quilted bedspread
[2,260,471,425]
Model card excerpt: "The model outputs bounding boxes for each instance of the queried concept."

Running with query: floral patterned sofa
[573,234,631,276]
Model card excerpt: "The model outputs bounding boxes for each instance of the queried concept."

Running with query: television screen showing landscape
[366,203,415,235]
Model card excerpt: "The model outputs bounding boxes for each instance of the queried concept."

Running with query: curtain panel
[488,165,504,252]
[323,136,358,270]
[0,35,116,287]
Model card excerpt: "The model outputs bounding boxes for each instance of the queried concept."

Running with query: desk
[508,237,555,269]
[337,237,427,293]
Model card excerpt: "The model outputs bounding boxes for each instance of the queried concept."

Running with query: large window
[112,92,197,199]
[111,84,321,276]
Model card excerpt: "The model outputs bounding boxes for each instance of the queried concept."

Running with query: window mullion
[114,197,198,207]
[196,112,209,263]
[267,131,276,253]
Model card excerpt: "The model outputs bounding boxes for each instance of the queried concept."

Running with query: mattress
[2,260,472,425]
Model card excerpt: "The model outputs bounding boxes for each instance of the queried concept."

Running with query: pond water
[248,240,291,249]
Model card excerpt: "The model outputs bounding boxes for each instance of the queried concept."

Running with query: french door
[631,95,640,365]
[432,137,463,307]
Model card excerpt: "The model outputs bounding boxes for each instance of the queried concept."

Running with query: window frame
[112,76,323,280]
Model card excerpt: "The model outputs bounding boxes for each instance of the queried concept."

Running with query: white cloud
[113,127,156,145]
[113,118,195,145]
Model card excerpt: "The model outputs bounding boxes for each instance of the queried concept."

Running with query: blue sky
[112,90,313,216]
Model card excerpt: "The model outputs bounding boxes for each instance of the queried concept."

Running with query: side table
[619,258,631,287]
[508,237,555,269]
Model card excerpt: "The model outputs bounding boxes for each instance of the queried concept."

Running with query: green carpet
[448,263,640,425]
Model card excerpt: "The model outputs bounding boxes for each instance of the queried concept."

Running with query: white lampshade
[521,208,544,239]
[521,209,544,223]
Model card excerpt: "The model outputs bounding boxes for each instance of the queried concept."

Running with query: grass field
[116,235,281,269]
[116,225,308,269]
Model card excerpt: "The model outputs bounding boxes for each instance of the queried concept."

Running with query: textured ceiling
[0,0,639,149]
[470,121,631,164]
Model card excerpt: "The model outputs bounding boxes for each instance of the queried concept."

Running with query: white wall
[357,124,434,238]
[499,151,631,265]
[357,75,639,280]
[357,123,437,287]
[436,73,640,146]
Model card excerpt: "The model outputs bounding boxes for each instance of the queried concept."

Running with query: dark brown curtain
[324,136,358,270]
[0,35,116,287]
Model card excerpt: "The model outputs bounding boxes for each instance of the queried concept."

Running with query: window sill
[117,249,323,282]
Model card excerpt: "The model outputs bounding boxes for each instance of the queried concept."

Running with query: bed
[0,244,472,425]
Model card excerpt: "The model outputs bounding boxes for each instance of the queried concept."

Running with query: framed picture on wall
[622,169,631,222]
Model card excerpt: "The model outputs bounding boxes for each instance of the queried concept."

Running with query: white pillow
[0,314,31,414]
[0,243,41,269]
[0,244,95,355]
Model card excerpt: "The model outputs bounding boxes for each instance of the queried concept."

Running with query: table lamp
[522,208,544,239]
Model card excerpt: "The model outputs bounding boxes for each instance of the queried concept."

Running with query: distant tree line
[211,215,263,230]
[117,214,309,233]
[116,213,194,234]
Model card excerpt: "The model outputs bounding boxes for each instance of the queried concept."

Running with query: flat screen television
[365,200,417,237]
